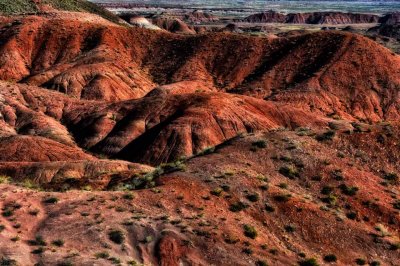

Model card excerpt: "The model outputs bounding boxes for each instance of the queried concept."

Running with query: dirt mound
[63,91,328,165]
[184,10,218,23]
[0,0,121,23]
[0,16,156,101]
[0,135,94,162]
[120,14,161,30]
[152,17,196,34]
[244,11,380,24]
[0,17,399,122]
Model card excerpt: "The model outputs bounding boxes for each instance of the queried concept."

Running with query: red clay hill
[0,8,399,266]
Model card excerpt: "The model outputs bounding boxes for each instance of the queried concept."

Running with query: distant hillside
[0,0,121,23]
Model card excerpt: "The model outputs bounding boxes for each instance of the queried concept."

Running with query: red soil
[0,12,398,266]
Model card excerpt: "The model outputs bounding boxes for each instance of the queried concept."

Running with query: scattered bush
[393,200,400,210]
[316,130,335,141]
[355,258,366,265]
[323,254,337,262]
[370,261,381,266]
[383,172,398,183]
[273,194,292,202]
[210,188,223,197]
[0,176,10,184]
[28,235,47,246]
[243,224,257,239]
[31,247,44,254]
[339,184,358,196]
[284,224,296,233]
[122,193,134,200]
[229,201,248,212]
[43,197,58,204]
[51,239,64,247]
[298,258,319,266]
[95,251,110,259]
[256,260,268,266]
[321,186,334,195]
[389,242,400,251]
[346,212,357,220]
[0,257,17,266]
[108,230,125,244]
[265,203,275,212]
[252,140,267,149]
[321,194,337,206]
[246,193,260,202]
[279,165,299,179]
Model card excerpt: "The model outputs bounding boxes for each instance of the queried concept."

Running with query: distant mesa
[243,10,380,24]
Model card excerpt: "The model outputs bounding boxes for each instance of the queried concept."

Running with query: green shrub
[321,194,337,206]
[51,239,64,247]
[256,260,268,266]
[323,254,337,262]
[355,258,366,265]
[28,235,47,246]
[0,257,17,266]
[279,165,299,179]
[273,194,292,202]
[43,197,58,204]
[339,184,358,196]
[383,172,398,182]
[370,261,381,266]
[265,203,275,212]
[316,130,335,141]
[122,193,134,200]
[321,186,334,195]
[298,258,319,266]
[243,224,257,239]
[210,188,223,197]
[229,201,248,212]
[252,140,267,148]
[284,224,296,233]
[108,230,125,244]
[346,212,357,220]
[0,176,10,184]
[95,251,109,259]
[393,200,400,210]
[246,193,260,202]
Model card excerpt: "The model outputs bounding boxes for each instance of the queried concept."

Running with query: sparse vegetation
[0,257,17,266]
[316,130,335,141]
[323,254,337,262]
[355,258,366,265]
[339,184,359,196]
[43,197,59,204]
[95,251,109,259]
[229,201,248,212]
[298,258,319,266]
[246,193,260,202]
[284,224,296,233]
[28,235,47,246]
[279,165,299,179]
[243,224,257,239]
[108,229,125,244]
[0,176,10,184]
[52,239,64,247]
[273,193,292,202]
[252,140,267,148]
[265,203,276,212]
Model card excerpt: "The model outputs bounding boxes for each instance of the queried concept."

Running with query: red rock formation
[244,11,380,24]
[152,17,196,34]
